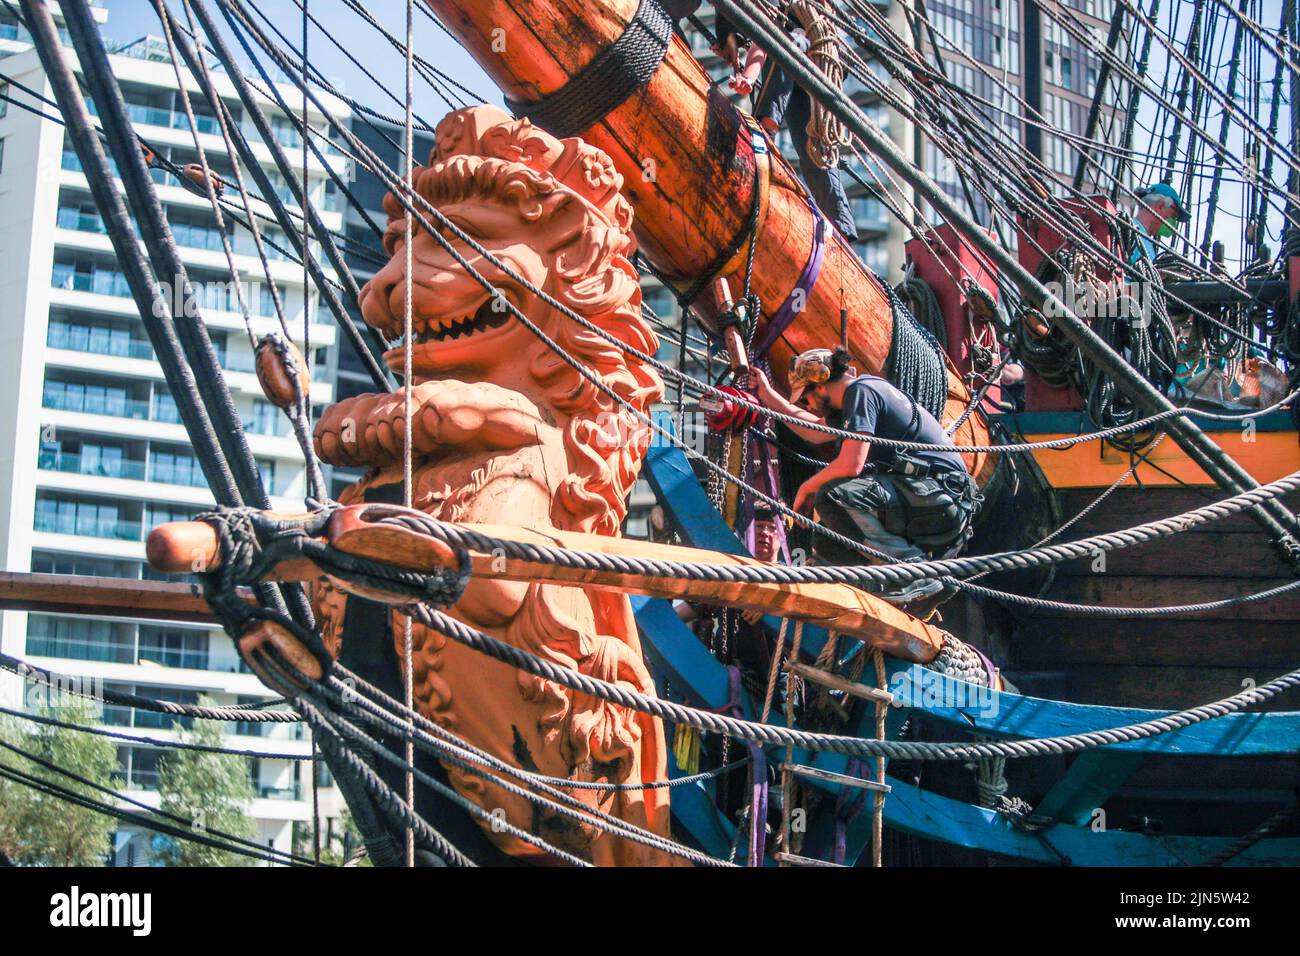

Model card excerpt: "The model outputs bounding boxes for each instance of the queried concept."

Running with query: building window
[26,614,135,664]
[138,626,209,671]
[0,138,5,176]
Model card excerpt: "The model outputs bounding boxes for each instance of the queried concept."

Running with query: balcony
[51,263,131,299]
[34,509,139,541]
[257,784,303,801]
[38,449,148,482]
[48,321,153,361]
[147,459,210,489]
[42,386,152,422]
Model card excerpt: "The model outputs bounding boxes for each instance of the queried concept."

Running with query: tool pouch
[891,473,974,555]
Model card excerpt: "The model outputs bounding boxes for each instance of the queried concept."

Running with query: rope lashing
[789,0,853,170]
[504,0,672,138]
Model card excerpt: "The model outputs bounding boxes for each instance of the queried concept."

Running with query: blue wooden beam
[1033,752,1146,827]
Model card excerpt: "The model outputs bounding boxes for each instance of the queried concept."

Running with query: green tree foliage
[292,806,370,866]
[0,701,117,866]
[154,716,256,867]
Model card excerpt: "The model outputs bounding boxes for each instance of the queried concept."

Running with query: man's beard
[807,391,832,418]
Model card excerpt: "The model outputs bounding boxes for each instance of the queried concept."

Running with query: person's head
[787,346,857,416]
[1135,182,1191,238]
[751,504,779,562]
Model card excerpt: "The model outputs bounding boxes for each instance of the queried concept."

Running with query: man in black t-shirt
[752,347,979,608]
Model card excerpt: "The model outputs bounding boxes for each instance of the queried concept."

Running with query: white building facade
[0,1,346,864]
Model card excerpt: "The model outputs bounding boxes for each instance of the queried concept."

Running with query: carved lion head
[356,104,663,534]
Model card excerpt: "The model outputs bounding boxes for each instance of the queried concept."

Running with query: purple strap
[711,666,769,866]
[971,646,1001,690]
[752,197,827,360]
[832,757,870,865]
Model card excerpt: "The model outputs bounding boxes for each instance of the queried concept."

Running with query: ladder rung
[774,851,845,868]
[782,763,891,794]
[790,662,893,705]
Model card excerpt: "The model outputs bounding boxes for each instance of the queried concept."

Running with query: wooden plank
[631,595,742,861]
[1024,428,1300,488]
[782,762,891,794]
[1040,576,1300,620]
[642,435,749,557]
[789,661,893,704]
[1013,620,1299,668]
[1033,751,1146,826]
[1052,533,1295,578]
[1123,756,1300,794]
[0,572,224,623]
[1049,665,1300,710]
[1054,488,1300,535]
[774,852,844,867]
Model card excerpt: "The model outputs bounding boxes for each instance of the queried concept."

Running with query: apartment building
[0,1,346,864]
[921,0,1130,215]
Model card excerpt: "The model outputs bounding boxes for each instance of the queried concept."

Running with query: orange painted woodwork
[144,510,950,665]
[1027,428,1300,489]
[424,0,993,478]
[312,107,678,865]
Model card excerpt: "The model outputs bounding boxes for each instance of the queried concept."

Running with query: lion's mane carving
[312,105,676,864]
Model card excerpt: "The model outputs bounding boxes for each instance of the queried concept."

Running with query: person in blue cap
[1130,182,1191,265]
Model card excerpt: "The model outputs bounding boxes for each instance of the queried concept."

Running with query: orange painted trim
[1028,430,1300,488]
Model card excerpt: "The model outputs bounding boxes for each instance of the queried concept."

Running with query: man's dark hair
[827,347,854,383]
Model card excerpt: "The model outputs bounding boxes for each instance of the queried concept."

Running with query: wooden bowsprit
[144,504,950,665]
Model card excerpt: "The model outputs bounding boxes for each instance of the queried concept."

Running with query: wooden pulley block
[255,334,310,411]
[238,618,324,697]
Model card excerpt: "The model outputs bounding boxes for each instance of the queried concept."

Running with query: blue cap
[1141,182,1191,223]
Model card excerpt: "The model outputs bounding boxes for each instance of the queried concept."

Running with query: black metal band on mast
[19,0,242,510]
[714,0,1300,562]
[177,0,394,393]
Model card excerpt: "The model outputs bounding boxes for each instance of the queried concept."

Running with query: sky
[100,0,502,112]
[98,0,1297,272]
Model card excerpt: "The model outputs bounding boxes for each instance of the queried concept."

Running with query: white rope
[401,0,416,870]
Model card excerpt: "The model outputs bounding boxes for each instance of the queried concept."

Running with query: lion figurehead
[313,107,678,864]
[355,104,663,534]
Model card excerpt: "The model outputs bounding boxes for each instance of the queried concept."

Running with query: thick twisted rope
[368,468,1300,589]
[318,671,734,866]
[405,604,1300,763]
[0,652,298,722]
[791,0,852,170]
